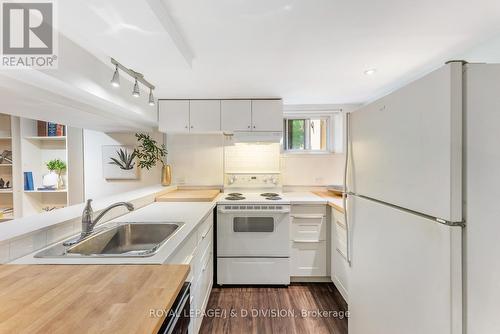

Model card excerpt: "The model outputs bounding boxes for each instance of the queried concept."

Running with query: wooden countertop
[0,264,189,334]
[156,189,220,202]
[312,190,345,213]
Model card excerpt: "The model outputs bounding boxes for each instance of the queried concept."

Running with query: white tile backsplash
[224,143,280,173]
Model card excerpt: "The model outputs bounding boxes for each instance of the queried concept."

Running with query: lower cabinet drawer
[290,241,327,276]
[217,258,290,285]
[291,215,326,241]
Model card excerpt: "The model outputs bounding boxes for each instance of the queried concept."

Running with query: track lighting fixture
[111,65,120,87]
[110,58,156,106]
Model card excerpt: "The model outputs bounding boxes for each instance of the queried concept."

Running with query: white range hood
[227,131,283,143]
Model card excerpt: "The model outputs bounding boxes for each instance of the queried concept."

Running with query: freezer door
[349,62,462,222]
[349,196,462,334]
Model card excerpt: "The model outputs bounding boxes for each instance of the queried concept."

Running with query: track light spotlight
[148,89,155,106]
[111,65,120,87]
[132,79,140,97]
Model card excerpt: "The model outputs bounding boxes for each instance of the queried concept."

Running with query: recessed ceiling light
[364,68,377,75]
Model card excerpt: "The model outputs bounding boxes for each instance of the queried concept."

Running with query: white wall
[83,130,163,199]
[281,153,345,186]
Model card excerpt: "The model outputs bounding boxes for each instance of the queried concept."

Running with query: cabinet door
[331,207,349,301]
[251,99,283,131]
[290,240,327,276]
[221,100,252,132]
[189,100,221,133]
[158,100,189,133]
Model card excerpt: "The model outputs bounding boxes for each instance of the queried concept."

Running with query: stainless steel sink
[35,223,181,258]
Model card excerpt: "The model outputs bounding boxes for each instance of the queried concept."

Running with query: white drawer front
[217,257,290,285]
[291,215,326,241]
[290,240,327,276]
[291,205,327,216]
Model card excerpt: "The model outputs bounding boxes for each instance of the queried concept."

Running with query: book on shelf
[24,171,34,191]
[37,121,66,137]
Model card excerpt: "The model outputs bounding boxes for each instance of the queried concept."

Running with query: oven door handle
[217,208,290,214]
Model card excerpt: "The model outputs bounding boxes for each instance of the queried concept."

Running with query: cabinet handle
[185,125,188,129]
[253,125,256,129]
[292,239,322,243]
[247,125,251,129]
[191,125,194,129]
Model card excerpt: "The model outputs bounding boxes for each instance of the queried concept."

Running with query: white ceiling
[59,0,500,105]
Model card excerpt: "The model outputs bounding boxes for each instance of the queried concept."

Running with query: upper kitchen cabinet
[251,100,283,131]
[159,100,190,133]
[159,100,221,133]
[221,99,283,132]
[189,100,221,132]
[221,100,252,132]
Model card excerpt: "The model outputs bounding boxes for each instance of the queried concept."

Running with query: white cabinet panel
[251,100,283,131]
[221,100,251,132]
[189,100,221,133]
[350,62,462,222]
[290,241,326,276]
[158,100,189,133]
[330,207,348,301]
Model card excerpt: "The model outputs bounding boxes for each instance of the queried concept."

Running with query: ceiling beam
[146,0,194,68]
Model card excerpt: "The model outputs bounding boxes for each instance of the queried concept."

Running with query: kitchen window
[283,116,332,152]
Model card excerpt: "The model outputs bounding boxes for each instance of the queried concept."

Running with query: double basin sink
[35,223,180,258]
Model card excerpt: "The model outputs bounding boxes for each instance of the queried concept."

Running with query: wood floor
[199,283,348,334]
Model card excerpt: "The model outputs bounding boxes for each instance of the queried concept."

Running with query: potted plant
[45,159,67,190]
[134,133,170,185]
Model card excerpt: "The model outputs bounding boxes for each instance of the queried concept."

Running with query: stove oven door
[217,207,290,257]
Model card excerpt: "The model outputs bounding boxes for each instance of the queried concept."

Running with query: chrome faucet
[63,199,134,246]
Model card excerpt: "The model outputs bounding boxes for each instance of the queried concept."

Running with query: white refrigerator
[346,62,464,334]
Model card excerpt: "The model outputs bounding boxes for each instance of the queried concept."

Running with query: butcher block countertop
[156,189,220,202]
[312,190,345,213]
[0,264,189,334]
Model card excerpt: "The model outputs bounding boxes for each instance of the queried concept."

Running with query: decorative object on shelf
[0,150,12,164]
[24,172,34,191]
[0,178,11,189]
[37,121,66,137]
[102,145,138,180]
[45,159,67,190]
[134,133,170,186]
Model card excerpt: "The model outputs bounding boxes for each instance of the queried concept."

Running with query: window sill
[281,150,343,157]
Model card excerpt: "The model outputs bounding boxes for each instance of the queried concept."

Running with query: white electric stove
[217,173,291,285]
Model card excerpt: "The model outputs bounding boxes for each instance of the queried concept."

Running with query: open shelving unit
[0,114,18,222]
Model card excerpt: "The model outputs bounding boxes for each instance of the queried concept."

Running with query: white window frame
[282,110,344,155]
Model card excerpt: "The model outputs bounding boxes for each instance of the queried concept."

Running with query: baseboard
[290,276,332,283]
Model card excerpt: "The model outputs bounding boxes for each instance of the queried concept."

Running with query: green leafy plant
[134,133,167,170]
[109,148,136,170]
[46,159,66,175]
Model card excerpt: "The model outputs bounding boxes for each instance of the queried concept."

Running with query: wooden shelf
[0,189,13,193]
[0,164,13,167]
[0,137,12,140]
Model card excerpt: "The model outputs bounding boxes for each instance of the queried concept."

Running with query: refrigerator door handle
[343,111,352,266]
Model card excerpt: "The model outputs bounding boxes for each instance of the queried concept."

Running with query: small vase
[42,171,58,189]
[161,165,172,186]
[57,173,64,190]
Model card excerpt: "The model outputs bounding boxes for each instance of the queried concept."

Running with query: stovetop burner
[260,193,279,197]
[227,193,243,196]
[265,196,282,200]
[225,196,246,201]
